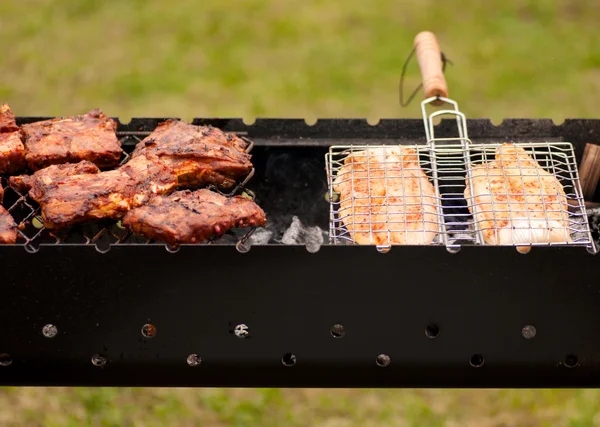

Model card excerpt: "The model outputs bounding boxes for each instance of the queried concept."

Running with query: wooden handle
[579,142,600,200]
[414,31,448,103]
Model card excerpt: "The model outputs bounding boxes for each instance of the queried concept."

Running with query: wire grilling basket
[0,131,258,253]
[325,96,596,254]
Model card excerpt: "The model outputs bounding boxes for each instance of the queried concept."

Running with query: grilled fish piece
[0,206,17,244]
[9,161,100,199]
[332,146,439,245]
[131,120,253,189]
[21,108,123,171]
[464,143,571,246]
[123,188,267,245]
[0,104,26,175]
[26,154,177,229]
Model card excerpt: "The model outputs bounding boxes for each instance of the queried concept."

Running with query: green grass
[1,0,600,425]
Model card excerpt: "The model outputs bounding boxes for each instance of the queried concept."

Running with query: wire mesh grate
[0,132,257,252]
[325,141,595,252]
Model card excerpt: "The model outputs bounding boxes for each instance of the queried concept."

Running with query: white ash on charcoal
[248,227,274,245]
[280,216,326,252]
[588,207,600,241]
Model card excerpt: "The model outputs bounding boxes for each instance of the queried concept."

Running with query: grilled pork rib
[464,143,571,246]
[0,104,26,174]
[24,154,177,229]
[21,108,123,171]
[9,161,101,198]
[332,146,438,245]
[0,103,20,133]
[123,189,267,245]
[131,120,253,189]
[0,185,17,244]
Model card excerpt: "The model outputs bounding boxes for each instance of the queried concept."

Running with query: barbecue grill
[0,113,599,388]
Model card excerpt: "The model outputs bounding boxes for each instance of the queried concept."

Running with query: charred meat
[131,120,252,189]
[0,104,26,174]
[0,103,20,133]
[26,154,177,229]
[0,131,26,175]
[123,188,267,245]
[21,108,123,171]
[0,206,17,244]
[10,161,100,198]
[0,187,17,244]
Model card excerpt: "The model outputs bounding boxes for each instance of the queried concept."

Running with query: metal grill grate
[0,132,257,253]
[325,141,595,253]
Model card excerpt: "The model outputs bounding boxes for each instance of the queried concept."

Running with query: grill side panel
[0,245,598,387]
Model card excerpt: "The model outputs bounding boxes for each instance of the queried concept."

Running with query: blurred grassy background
[1,0,600,426]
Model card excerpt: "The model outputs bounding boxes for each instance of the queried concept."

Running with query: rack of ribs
[130,120,253,189]
[0,104,26,175]
[18,154,177,229]
[0,185,17,244]
[21,108,123,171]
[122,189,267,245]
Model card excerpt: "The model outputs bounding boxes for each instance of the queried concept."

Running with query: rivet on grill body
[91,354,107,367]
[522,325,536,339]
[42,324,58,338]
[234,324,250,338]
[187,354,202,367]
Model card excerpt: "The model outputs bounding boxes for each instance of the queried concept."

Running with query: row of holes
[0,351,580,369]
[0,323,580,369]
[31,323,537,341]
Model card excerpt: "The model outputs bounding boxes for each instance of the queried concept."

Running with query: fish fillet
[464,143,571,246]
[332,146,438,245]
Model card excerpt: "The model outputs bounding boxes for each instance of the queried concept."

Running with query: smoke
[280,216,325,252]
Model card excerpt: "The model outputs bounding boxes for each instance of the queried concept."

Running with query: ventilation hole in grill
[367,117,380,126]
[282,353,296,367]
[564,354,579,368]
[304,117,317,126]
[141,323,157,338]
[42,324,58,338]
[377,245,391,254]
[522,325,536,339]
[234,324,250,338]
[0,353,12,367]
[425,324,440,339]
[187,354,202,367]
[91,354,107,367]
[446,245,461,254]
[165,244,180,253]
[376,354,391,367]
[236,240,250,253]
[243,117,256,126]
[470,354,485,368]
[330,324,345,338]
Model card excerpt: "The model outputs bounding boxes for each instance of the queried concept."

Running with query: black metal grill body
[0,117,599,388]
